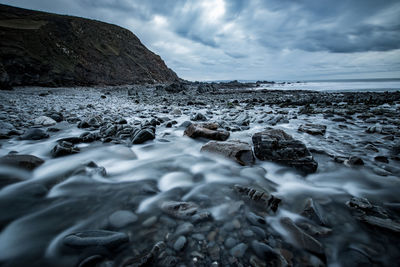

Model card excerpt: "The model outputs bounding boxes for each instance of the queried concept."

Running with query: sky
[1,0,400,81]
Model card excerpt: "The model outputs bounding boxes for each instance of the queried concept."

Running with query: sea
[236,78,400,92]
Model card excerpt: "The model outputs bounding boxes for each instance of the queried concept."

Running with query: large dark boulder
[0,4,178,87]
[0,154,44,170]
[252,128,317,174]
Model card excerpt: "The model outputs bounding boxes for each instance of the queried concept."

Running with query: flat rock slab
[201,140,254,166]
[298,124,327,135]
[252,128,317,174]
[184,124,230,141]
[0,154,44,170]
[63,230,129,250]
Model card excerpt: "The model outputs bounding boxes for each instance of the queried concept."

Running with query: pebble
[142,216,157,227]
[224,237,237,248]
[230,243,248,258]
[34,116,56,126]
[173,235,187,251]
[108,210,138,228]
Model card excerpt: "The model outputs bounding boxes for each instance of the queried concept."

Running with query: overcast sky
[1,0,400,81]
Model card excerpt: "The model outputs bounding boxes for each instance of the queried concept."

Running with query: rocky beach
[1,83,400,266]
[1,2,400,267]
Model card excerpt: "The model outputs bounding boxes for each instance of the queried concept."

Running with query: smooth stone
[192,233,205,241]
[108,210,138,228]
[242,229,254,237]
[175,222,194,236]
[0,154,44,171]
[224,237,237,248]
[20,128,49,140]
[251,240,277,259]
[230,243,248,258]
[142,216,157,227]
[132,128,155,144]
[34,116,56,126]
[184,124,230,141]
[246,212,266,226]
[63,230,129,250]
[173,236,187,251]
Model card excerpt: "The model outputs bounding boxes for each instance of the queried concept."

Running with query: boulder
[201,140,254,166]
[252,128,317,174]
[132,128,155,144]
[184,124,230,141]
[0,121,19,139]
[298,124,327,135]
[52,141,80,158]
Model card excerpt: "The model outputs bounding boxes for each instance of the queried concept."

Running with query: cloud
[0,0,399,80]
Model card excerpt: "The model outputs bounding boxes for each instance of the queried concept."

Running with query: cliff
[0,4,179,88]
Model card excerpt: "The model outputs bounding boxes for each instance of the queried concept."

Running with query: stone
[20,128,49,140]
[246,212,266,226]
[233,185,281,212]
[0,121,19,139]
[301,198,326,226]
[224,237,237,248]
[347,156,364,166]
[0,154,44,171]
[142,216,157,227]
[252,128,318,174]
[201,140,254,166]
[34,116,56,126]
[173,236,187,251]
[280,217,324,255]
[184,124,230,141]
[108,210,138,228]
[164,82,187,93]
[191,113,207,121]
[374,156,389,163]
[298,124,327,135]
[132,128,155,144]
[175,222,194,236]
[251,240,278,259]
[160,201,199,220]
[52,141,80,158]
[230,243,248,258]
[63,230,129,250]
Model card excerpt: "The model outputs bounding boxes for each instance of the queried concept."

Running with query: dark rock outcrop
[0,154,44,170]
[252,128,318,174]
[0,4,178,87]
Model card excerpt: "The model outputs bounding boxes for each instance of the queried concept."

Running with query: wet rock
[173,236,187,251]
[347,156,364,166]
[301,198,326,226]
[164,82,187,93]
[201,140,254,166]
[184,124,230,141]
[0,121,20,139]
[374,156,389,163]
[142,216,158,227]
[251,240,278,260]
[175,222,194,236]
[280,217,324,255]
[298,124,327,135]
[346,197,400,233]
[0,154,44,171]
[34,116,56,126]
[197,83,215,93]
[191,113,207,121]
[52,141,80,158]
[78,116,102,129]
[230,243,248,258]
[224,237,237,248]
[20,128,49,140]
[233,184,281,212]
[45,111,64,122]
[160,201,199,220]
[266,114,289,126]
[80,132,99,143]
[252,128,318,174]
[108,210,138,228]
[246,212,266,226]
[63,230,129,250]
[132,128,155,144]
